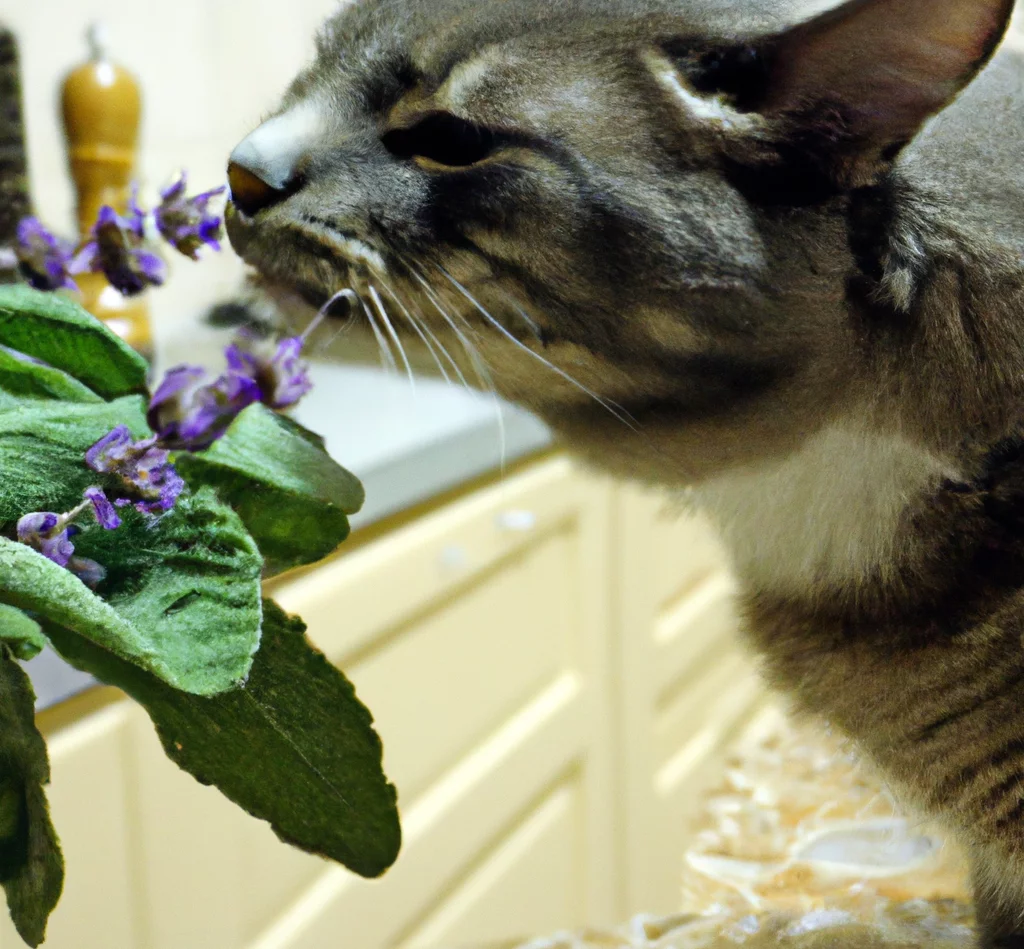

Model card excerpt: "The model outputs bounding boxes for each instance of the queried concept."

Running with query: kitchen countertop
[27,360,553,710]
[488,710,975,949]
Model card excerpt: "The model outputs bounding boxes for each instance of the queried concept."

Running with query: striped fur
[227,0,1024,942]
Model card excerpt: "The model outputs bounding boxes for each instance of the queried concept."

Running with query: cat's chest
[689,425,958,593]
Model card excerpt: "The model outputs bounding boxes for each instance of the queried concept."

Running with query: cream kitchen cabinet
[1,456,761,949]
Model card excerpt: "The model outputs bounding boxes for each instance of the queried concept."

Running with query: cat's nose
[227,105,320,216]
[227,159,289,217]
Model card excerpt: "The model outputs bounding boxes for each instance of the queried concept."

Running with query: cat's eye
[382,112,498,168]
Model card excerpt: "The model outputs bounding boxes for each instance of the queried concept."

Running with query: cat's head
[225,0,1014,483]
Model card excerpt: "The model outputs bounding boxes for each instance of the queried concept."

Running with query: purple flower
[226,335,313,409]
[70,205,167,296]
[17,512,76,567]
[15,217,78,292]
[86,425,185,514]
[155,173,226,260]
[85,424,139,473]
[130,446,186,513]
[148,364,259,450]
[84,486,122,530]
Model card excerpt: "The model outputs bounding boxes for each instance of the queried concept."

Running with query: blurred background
[6,0,341,367]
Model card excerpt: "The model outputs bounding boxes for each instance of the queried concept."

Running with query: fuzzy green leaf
[0,395,149,525]
[46,599,401,878]
[0,607,46,662]
[0,649,63,947]
[0,286,147,399]
[0,346,102,404]
[0,489,263,696]
[177,405,364,576]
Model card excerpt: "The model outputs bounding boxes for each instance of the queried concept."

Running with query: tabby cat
[225,0,1024,943]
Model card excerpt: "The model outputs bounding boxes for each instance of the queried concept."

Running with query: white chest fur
[689,425,958,593]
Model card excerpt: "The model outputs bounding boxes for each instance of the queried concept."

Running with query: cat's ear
[758,0,1015,183]
[667,0,1014,187]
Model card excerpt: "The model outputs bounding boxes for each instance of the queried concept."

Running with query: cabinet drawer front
[272,458,585,664]
[398,780,582,949]
[1,706,140,949]
[344,527,578,801]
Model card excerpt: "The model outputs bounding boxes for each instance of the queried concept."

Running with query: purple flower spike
[17,512,76,567]
[148,364,259,451]
[84,486,122,530]
[15,217,78,292]
[86,426,185,514]
[155,173,226,260]
[226,335,313,410]
[70,205,167,296]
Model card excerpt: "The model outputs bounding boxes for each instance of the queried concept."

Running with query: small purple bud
[148,364,259,451]
[70,205,167,296]
[17,512,75,567]
[225,334,312,410]
[155,173,226,260]
[14,217,78,292]
[85,427,186,514]
[85,424,137,473]
[84,486,122,530]
[131,446,186,513]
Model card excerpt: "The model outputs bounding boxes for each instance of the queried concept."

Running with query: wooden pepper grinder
[61,23,153,359]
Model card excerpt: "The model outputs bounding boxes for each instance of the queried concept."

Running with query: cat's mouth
[225,203,371,313]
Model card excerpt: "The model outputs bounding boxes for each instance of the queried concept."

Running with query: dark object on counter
[0,25,31,284]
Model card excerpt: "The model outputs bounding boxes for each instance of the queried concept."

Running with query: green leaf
[46,599,401,878]
[0,395,150,525]
[0,489,263,696]
[0,346,102,404]
[0,285,148,399]
[0,607,46,662]
[177,404,365,576]
[0,649,63,947]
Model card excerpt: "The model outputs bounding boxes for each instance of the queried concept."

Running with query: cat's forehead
[307,0,809,99]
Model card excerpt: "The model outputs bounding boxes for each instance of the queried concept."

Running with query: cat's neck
[689,422,959,596]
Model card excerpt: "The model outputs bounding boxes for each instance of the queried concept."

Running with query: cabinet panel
[126,708,250,949]
[613,487,762,917]
[273,459,588,665]
[251,677,589,949]
[399,781,581,949]
[37,705,138,949]
[655,651,752,767]
[343,528,577,801]
[653,573,739,702]
[647,501,730,612]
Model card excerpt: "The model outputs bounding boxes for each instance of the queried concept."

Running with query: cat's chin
[240,271,335,337]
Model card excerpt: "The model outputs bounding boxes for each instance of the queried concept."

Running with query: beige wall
[5,1,341,363]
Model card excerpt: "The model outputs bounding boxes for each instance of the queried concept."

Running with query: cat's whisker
[369,284,416,391]
[503,296,543,341]
[302,288,357,342]
[375,278,455,386]
[438,268,640,432]
[391,257,473,389]
[357,291,399,374]
[409,270,492,391]
[309,315,356,356]
[409,267,507,466]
